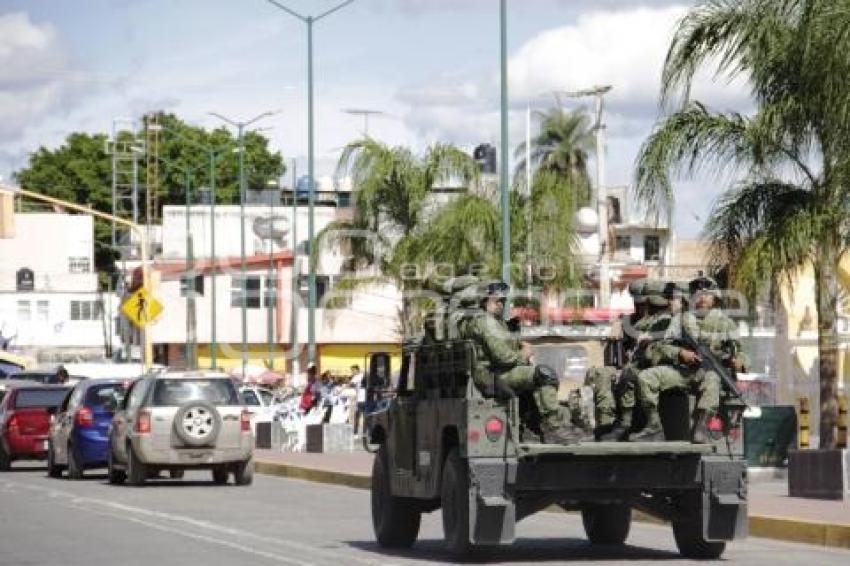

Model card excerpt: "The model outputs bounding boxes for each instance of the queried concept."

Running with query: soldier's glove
[483,378,515,401]
[533,364,560,388]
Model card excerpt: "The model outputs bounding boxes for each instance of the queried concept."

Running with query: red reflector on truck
[485,417,504,442]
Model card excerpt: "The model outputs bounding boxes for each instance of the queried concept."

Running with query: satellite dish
[575,207,598,232]
[252,215,290,241]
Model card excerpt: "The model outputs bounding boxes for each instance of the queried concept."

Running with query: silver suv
[106,371,254,486]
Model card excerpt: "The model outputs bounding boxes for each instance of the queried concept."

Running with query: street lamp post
[153,124,232,369]
[265,0,356,366]
[560,86,613,307]
[210,111,279,378]
[499,0,511,308]
[290,158,299,382]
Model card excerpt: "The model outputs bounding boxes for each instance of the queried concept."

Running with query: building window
[68,257,91,273]
[231,276,262,309]
[70,300,102,321]
[17,300,31,321]
[37,300,49,321]
[337,192,352,208]
[644,235,661,261]
[615,235,631,251]
[16,267,34,291]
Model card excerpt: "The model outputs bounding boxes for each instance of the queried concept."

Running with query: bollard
[838,395,848,449]
[799,396,810,449]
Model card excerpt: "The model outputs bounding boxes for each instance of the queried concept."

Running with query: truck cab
[365,338,748,559]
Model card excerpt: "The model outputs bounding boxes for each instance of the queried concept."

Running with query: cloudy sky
[0,0,751,237]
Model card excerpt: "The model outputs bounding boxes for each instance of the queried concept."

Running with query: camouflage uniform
[586,279,651,437]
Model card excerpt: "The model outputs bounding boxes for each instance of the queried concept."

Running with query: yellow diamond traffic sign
[122,287,163,328]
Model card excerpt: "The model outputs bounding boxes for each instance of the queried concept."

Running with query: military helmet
[644,279,669,307]
[483,280,510,300]
[663,280,689,301]
[628,278,648,305]
[689,275,719,297]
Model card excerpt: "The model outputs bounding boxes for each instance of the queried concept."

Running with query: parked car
[107,370,254,486]
[239,385,281,429]
[47,379,129,479]
[0,383,71,470]
[5,368,88,386]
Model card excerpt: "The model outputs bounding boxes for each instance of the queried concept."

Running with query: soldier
[632,277,747,443]
[461,280,585,444]
[587,278,650,441]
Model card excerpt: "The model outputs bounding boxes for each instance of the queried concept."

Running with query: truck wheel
[66,443,84,480]
[371,444,420,548]
[441,447,473,558]
[581,504,632,544]
[127,445,147,486]
[672,517,726,559]
[212,467,229,485]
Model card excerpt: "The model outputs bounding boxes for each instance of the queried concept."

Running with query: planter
[788,448,849,500]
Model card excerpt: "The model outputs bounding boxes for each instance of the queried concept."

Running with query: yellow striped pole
[799,396,810,449]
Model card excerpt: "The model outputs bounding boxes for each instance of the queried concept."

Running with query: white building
[0,212,119,361]
[145,195,401,375]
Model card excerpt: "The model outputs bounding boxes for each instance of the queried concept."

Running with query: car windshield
[85,383,126,409]
[14,389,70,409]
[152,379,239,406]
[241,390,261,406]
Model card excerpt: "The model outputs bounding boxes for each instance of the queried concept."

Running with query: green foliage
[514,103,594,208]
[14,113,285,282]
[634,0,850,448]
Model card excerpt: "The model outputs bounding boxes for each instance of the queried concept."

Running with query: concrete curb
[255,459,850,550]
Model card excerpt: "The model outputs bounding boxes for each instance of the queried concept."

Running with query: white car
[239,386,280,428]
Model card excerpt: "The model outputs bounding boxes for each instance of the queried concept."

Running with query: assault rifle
[680,328,746,404]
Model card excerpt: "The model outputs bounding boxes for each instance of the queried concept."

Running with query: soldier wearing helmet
[461,280,586,445]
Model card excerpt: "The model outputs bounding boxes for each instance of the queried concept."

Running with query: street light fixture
[154,124,234,369]
[265,0,357,367]
[209,110,280,378]
[557,85,613,307]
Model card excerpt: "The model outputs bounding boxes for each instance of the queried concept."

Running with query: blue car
[47,378,129,479]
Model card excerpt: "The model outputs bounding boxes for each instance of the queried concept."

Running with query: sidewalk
[254,449,850,549]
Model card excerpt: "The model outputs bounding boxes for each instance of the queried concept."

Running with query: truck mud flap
[700,458,748,541]
[469,459,517,545]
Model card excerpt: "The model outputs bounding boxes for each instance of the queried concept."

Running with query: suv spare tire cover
[173,400,222,447]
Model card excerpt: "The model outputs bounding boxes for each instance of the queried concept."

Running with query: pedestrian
[299,363,319,413]
[349,364,367,434]
[54,365,70,385]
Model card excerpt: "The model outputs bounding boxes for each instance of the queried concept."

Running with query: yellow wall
[196,344,290,372]
[319,343,402,376]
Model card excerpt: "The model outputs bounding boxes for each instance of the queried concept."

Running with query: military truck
[364,339,748,559]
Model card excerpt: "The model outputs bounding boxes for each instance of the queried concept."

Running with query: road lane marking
[0,477,394,566]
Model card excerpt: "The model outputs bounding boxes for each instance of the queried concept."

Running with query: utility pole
[266,0,356,366]
[290,158,300,383]
[210,110,279,378]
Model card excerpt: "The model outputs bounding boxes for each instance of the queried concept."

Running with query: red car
[0,382,71,470]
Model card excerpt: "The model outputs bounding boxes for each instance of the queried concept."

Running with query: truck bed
[516,441,716,458]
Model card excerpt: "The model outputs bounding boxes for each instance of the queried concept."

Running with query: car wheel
[169,469,185,480]
[127,444,147,486]
[371,444,420,548]
[47,441,63,478]
[211,467,229,485]
[107,450,126,485]
[233,457,254,486]
[174,401,221,447]
[0,444,11,472]
[66,443,84,480]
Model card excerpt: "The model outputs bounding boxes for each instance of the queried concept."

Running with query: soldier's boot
[541,421,586,445]
[629,408,665,442]
[691,410,711,444]
[597,409,632,442]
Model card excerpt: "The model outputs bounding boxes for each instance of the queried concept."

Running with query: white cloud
[0,13,75,140]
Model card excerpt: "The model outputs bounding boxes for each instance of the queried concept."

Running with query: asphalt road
[1,463,849,566]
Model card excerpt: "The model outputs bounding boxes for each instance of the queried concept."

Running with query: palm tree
[514,103,595,208]
[633,0,850,448]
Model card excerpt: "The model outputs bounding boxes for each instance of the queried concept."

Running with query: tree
[514,103,594,208]
[633,0,850,448]
[15,113,285,282]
